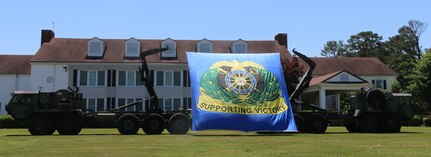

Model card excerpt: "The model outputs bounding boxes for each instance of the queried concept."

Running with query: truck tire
[359,115,379,133]
[56,115,82,135]
[142,113,165,135]
[28,114,55,135]
[294,114,305,133]
[345,121,359,133]
[381,115,401,133]
[167,113,190,134]
[308,115,328,134]
[117,113,140,135]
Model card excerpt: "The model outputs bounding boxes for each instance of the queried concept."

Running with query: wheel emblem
[225,70,256,94]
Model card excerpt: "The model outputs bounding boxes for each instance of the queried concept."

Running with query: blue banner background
[187,52,297,132]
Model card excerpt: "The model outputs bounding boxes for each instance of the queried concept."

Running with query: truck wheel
[309,115,328,134]
[345,121,359,133]
[381,115,401,133]
[142,113,165,135]
[117,113,140,135]
[294,114,305,133]
[359,115,379,133]
[56,115,82,135]
[28,114,55,135]
[167,113,190,134]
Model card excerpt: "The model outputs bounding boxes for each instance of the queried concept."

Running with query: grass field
[1,127,431,157]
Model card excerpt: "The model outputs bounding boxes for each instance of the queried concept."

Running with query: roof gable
[310,70,367,86]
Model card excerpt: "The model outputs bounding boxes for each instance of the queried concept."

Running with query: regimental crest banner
[187,52,297,132]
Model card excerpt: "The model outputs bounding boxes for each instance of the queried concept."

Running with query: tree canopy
[320,19,429,113]
[408,49,431,112]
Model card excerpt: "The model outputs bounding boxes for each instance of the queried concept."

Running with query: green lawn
[1,127,431,157]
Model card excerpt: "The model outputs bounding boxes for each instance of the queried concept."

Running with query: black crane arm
[138,47,168,112]
[289,48,316,101]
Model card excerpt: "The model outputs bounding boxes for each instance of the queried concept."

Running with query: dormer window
[231,39,248,53]
[161,38,177,59]
[197,38,212,53]
[125,37,140,57]
[88,37,104,57]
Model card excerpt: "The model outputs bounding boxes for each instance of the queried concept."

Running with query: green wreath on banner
[200,60,281,105]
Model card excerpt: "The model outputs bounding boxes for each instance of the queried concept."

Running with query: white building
[0,30,396,115]
[0,55,32,114]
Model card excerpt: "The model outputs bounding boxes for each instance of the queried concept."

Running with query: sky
[0,0,430,57]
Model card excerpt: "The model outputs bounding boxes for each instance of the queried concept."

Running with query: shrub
[408,115,423,126]
[424,115,431,127]
[0,115,26,128]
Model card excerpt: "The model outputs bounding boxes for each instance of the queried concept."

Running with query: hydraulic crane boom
[138,47,169,112]
[289,48,316,101]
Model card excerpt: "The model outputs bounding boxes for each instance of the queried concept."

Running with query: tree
[407,20,428,61]
[391,20,428,63]
[385,20,427,91]
[408,49,431,113]
[281,56,304,96]
[321,40,347,57]
[347,31,386,60]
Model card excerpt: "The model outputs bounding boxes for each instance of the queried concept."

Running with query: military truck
[290,49,416,133]
[5,87,89,135]
[343,90,416,133]
[96,47,191,135]
[6,48,191,135]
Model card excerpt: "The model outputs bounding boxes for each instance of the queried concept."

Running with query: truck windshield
[10,94,31,104]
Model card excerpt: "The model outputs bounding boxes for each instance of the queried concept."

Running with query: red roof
[0,55,33,74]
[299,57,396,75]
[31,38,292,63]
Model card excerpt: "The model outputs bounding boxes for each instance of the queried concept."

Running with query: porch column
[319,87,326,109]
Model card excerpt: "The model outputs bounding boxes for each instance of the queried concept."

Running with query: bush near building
[0,115,26,128]
[408,115,423,126]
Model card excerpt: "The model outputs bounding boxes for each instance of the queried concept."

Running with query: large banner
[187,52,297,132]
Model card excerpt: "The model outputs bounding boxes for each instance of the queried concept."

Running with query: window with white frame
[118,70,143,87]
[231,39,247,53]
[197,39,212,52]
[372,79,387,89]
[161,38,177,58]
[79,70,105,86]
[158,98,181,111]
[125,38,140,57]
[155,71,181,87]
[82,98,105,112]
[118,98,145,112]
[88,37,104,57]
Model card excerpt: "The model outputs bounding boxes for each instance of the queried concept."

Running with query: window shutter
[112,97,116,109]
[187,71,191,87]
[107,97,111,110]
[112,70,116,87]
[107,70,112,87]
[383,80,387,89]
[183,98,187,109]
[73,70,77,87]
[372,80,375,85]
[150,70,154,87]
[183,70,187,87]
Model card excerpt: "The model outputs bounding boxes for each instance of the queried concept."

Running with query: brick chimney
[41,30,55,46]
[274,33,288,48]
